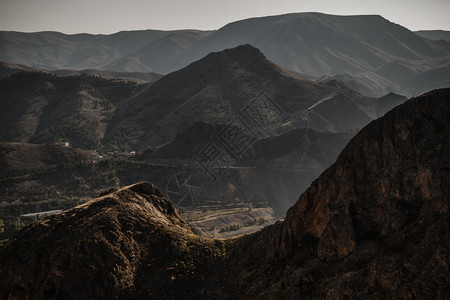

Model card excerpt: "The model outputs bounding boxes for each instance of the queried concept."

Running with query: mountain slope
[415,30,450,41]
[106,44,379,149]
[316,73,400,97]
[0,45,409,151]
[1,88,448,298]
[0,142,98,177]
[104,31,212,73]
[0,71,141,148]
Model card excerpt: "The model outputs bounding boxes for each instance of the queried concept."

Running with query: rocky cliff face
[232,88,450,298]
[1,88,449,299]
[284,87,449,258]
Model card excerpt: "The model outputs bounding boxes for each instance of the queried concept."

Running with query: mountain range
[0,43,410,241]
[107,44,383,149]
[1,13,449,97]
[1,44,404,151]
[1,88,448,298]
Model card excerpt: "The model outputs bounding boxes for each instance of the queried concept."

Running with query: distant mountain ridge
[415,30,450,41]
[182,13,448,75]
[0,30,210,73]
[0,61,163,83]
[0,45,407,151]
[1,13,449,96]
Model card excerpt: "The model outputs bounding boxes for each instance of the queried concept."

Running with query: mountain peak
[208,43,265,58]
[97,181,192,231]
[190,43,269,70]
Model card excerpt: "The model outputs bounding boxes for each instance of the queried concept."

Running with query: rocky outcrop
[1,88,449,298]
[0,182,230,299]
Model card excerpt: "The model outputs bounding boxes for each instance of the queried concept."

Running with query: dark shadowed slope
[0,71,141,148]
[146,121,356,170]
[0,88,448,298]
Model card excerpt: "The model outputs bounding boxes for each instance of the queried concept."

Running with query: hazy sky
[1,0,449,34]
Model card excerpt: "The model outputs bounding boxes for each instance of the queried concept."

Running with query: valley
[0,136,329,240]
